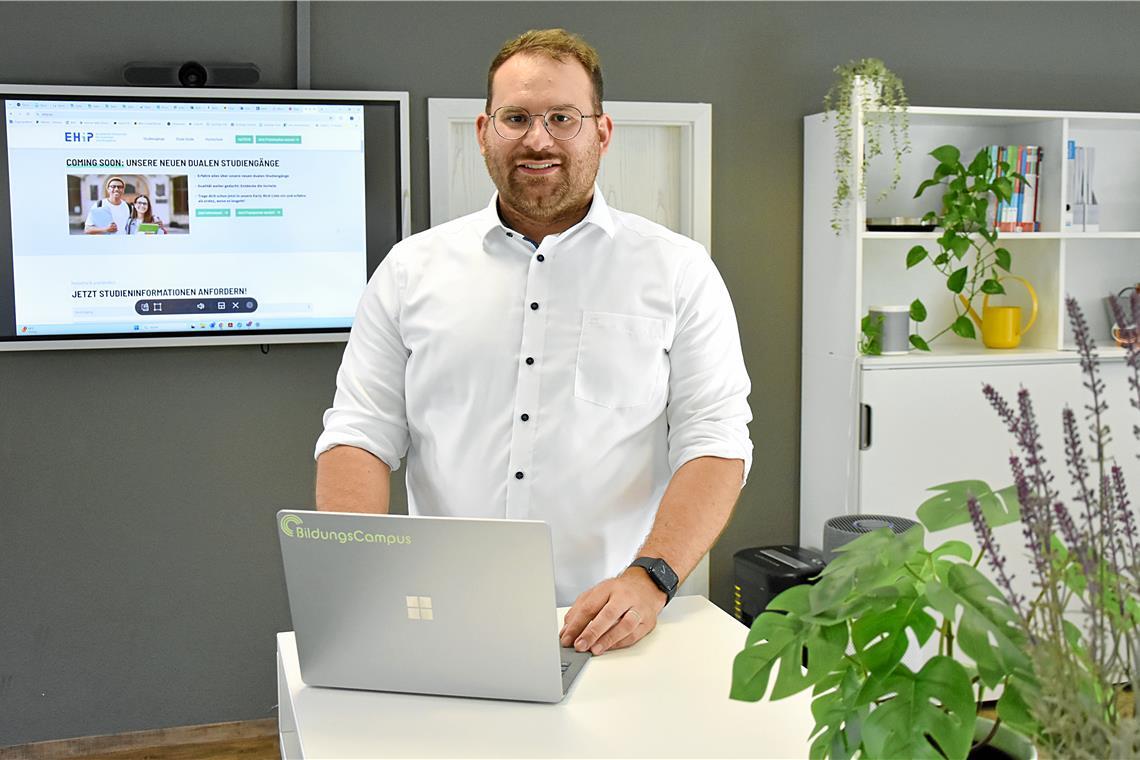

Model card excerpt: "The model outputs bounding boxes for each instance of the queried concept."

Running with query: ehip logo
[279,513,412,546]
[280,513,304,537]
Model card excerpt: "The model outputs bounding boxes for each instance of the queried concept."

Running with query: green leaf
[997,676,1041,738]
[861,313,883,337]
[930,539,974,562]
[807,669,866,760]
[909,299,927,322]
[732,585,849,702]
[966,148,991,176]
[906,245,927,268]
[930,144,960,166]
[946,266,969,293]
[951,314,976,339]
[993,176,1013,204]
[925,564,1032,689]
[916,481,1022,532]
[811,527,926,615]
[1061,619,1084,649]
[850,585,938,675]
[995,248,1012,272]
[981,278,1005,295]
[808,669,866,760]
[973,197,990,221]
[860,314,884,355]
[948,236,971,259]
[913,178,942,199]
[909,334,931,351]
[860,657,976,760]
[933,253,949,266]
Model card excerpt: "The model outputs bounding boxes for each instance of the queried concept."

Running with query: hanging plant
[823,58,910,234]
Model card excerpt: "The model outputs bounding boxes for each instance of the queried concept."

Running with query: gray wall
[2,0,1138,746]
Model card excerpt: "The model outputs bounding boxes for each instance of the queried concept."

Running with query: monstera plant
[730,487,1038,759]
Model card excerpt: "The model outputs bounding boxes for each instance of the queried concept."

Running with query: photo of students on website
[68,174,189,235]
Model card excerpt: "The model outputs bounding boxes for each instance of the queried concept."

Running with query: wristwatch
[629,557,679,605]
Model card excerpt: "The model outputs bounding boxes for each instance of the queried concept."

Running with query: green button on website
[236,208,284,217]
[255,135,301,144]
[195,209,231,217]
[234,135,253,144]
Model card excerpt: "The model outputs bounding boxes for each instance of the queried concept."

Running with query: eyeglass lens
[493,106,586,141]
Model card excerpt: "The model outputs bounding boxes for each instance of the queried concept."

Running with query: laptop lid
[277,510,578,703]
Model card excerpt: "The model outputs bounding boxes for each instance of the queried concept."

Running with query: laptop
[277,509,590,703]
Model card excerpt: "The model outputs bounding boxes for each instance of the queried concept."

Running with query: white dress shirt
[316,189,752,604]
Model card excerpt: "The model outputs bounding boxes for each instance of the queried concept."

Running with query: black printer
[732,545,827,626]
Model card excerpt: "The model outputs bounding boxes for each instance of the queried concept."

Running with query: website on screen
[5,98,367,337]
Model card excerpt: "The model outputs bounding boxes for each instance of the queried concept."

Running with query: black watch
[629,557,679,605]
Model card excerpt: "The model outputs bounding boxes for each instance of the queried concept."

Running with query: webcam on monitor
[122,61,261,88]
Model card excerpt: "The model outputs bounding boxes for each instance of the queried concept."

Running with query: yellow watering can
[959,275,1038,349]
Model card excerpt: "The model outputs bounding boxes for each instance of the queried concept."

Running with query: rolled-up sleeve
[665,251,753,484]
[314,252,411,471]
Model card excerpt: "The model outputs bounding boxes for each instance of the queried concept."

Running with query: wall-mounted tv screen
[0,85,409,350]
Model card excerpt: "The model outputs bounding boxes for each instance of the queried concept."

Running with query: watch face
[632,557,678,597]
[646,558,678,592]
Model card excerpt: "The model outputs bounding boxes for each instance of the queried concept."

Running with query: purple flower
[968,494,1027,619]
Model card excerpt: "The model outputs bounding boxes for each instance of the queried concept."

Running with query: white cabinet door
[859,361,1084,598]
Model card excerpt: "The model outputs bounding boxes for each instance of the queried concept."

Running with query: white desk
[277,596,814,758]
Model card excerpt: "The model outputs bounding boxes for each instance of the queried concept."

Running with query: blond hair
[486,28,604,114]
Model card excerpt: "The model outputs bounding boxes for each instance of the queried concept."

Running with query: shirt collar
[478,184,618,243]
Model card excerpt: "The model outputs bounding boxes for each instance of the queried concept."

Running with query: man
[315,29,751,656]
[84,176,130,234]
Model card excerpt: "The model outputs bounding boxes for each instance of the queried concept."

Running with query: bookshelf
[799,103,1140,597]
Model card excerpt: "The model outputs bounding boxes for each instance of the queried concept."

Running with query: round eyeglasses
[488,105,602,141]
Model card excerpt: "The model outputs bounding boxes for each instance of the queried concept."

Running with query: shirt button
[530,302,539,310]
[525,357,534,365]
[506,231,513,238]
[536,254,545,262]
[515,471,525,480]
[520,413,529,421]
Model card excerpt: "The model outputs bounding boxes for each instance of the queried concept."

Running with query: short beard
[484,140,601,226]
[501,169,574,222]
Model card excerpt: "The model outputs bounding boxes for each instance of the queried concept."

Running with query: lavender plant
[972,295,1140,758]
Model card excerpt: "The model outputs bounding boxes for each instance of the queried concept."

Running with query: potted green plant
[733,297,1140,758]
[730,512,1039,758]
[824,58,910,234]
[904,145,1023,350]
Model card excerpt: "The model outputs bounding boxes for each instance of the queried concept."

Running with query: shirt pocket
[574,311,667,409]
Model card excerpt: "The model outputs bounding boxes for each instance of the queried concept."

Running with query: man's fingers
[589,607,642,655]
[572,597,629,652]
[610,615,657,651]
[559,587,609,645]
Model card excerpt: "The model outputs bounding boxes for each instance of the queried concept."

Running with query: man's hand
[559,567,667,655]
[106,222,117,234]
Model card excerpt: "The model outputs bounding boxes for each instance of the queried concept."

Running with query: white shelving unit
[800,102,1140,598]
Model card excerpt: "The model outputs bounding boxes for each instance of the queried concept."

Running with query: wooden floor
[0,720,279,760]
